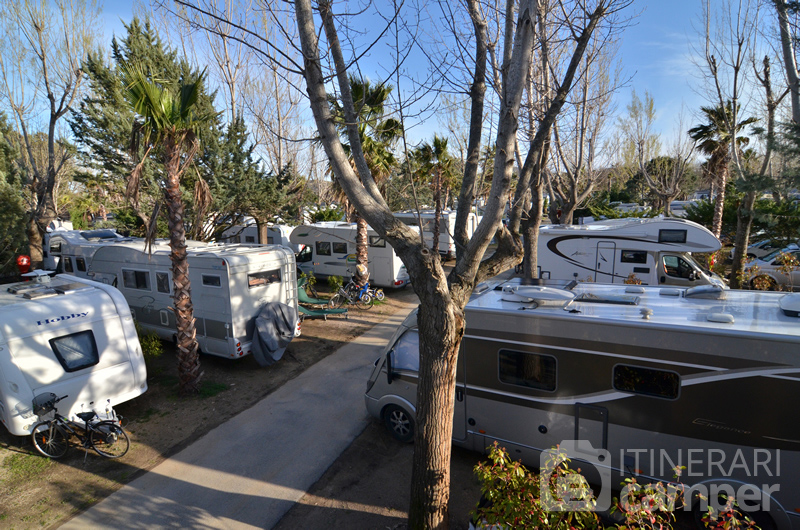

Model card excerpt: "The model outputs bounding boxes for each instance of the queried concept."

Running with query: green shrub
[327,275,343,291]
[134,321,163,366]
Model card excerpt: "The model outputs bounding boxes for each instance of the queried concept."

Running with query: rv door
[595,242,616,283]
[659,254,699,287]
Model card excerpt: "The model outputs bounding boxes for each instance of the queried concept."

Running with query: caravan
[43,229,130,276]
[290,222,411,288]
[86,240,300,360]
[537,217,725,287]
[393,210,477,258]
[0,274,147,436]
[366,279,800,528]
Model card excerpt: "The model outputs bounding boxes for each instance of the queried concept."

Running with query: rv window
[122,269,150,290]
[332,242,348,254]
[613,365,680,399]
[390,330,419,372]
[76,257,87,272]
[156,272,170,293]
[316,241,331,256]
[64,257,74,273]
[248,269,281,288]
[663,255,694,279]
[49,331,100,373]
[245,236,256,243]
[498,349,557,391]
[50,241,62,254]
[369,236,386,248]
[658,229,687,244]
[621,250,647,264]
[202,275,222,287]
[297,246,312,263]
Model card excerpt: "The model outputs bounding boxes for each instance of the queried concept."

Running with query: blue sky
[100,1,710,139]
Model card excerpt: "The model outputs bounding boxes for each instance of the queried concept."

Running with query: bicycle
[329,275,374,310]
[343,268,384,302]
[30,393,130,459]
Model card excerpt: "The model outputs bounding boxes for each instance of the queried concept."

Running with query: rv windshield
[391,330,419,372]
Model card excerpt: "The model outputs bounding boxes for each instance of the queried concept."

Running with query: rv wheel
[383,404,414,443]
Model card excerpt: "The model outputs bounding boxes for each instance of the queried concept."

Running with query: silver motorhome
[87,240,300,360]
[43,229,131,276]
[0,274,147,436]
[366,280,800,528]
[537,217,725,287]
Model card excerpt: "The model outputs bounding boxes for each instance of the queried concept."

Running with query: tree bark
[775,0,800,123]
[164,136,202,395]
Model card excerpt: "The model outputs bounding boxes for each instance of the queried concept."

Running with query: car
[729,238,799,261]
[744,245,800,290]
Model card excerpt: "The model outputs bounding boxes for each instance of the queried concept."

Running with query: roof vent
[625,286,646,294]
[501,285,575,306]
[707,313,735,324]
[779,294,800,318]
[660,288,681,297]
[685,284,727,300]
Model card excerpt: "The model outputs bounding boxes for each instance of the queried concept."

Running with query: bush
[135,321,163,371]
[327,275,343,291]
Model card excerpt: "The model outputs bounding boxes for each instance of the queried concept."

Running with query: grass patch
[137,408,159,423]
[2,453,54,483]
[199,381,229,398]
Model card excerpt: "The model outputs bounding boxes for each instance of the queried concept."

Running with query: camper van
[86,240,300,360]
[393,210,478,258]
[0,274,147,437]
[290,222,411,288]
[537,217,725,287]
[366,280,800,529]
[43,229,130,276]
[219,219,302,253]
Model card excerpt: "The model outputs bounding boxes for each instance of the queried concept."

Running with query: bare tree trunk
[355,214,369,286]
[164,137,202,395]
[711,163,728,238]
[775,0,800,123]
[257,219,269,245]
[433,168,442,255]
[730,190,756,288]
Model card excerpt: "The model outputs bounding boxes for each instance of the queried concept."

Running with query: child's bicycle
[329,275,374,310]
[29,393,130,459]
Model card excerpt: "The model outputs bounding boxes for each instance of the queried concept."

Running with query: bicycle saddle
[77,411,96,422]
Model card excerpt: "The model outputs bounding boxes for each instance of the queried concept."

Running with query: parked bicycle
[329,275,374,310]
[30,393,130,459]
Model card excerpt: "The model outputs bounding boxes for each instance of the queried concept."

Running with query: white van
[393,210,477,258]
[290,222,411,288]
[537,217,726,288]
[0,274,147,436]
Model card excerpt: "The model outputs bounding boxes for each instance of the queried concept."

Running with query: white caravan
[219,219,302,253]
[537,217,725,287]
[289,222,411,288]
[393,210,478,258]
[0,274,147,436]
[43,229,130,275]
[86,240,300,360]
[366,280,800,529]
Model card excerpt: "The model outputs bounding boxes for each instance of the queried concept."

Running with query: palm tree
[122,63,218,395]
[329,77,402,283]
[688,101,756,238]
[413,135,455,253]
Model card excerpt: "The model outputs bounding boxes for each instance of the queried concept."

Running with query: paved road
[60,308,414,530]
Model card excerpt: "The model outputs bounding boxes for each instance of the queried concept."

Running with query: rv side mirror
[386,351,394,384]
[688,271,697,281]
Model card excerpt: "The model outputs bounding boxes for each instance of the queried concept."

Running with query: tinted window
[621,250,647,264]
[390,329,419,372]
[123,269,150,290]
[332,242,348,254]
[316,241,331,256]
[658,229,687,244]
[50,240,62,254]
[76,257,86,272]
[248,269,281,288]
[613,365,680,399]
[498,349,557,391]
[369,236,386,248]
[63,257,74,273]
[202,275,222,287]
[663,256,694,279]
[156,272,170,294]
[245,236,256,243]
[50,331,99,372]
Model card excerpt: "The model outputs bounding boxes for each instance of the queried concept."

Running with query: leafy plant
[134,321,163,366]
[327,275,343,291]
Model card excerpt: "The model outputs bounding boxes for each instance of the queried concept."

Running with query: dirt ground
[0,285,488,529]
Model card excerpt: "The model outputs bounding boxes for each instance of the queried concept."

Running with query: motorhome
[289,222,411,288]
[218,218,302,253]
[366,279,800,529]
[393,210,478,258]
[0,274,147,437]
[537,217,725,288]
[43,229,130,276]
[86,240,300,360]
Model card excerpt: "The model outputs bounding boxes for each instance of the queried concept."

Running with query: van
[537,217,725,288]
[393,210,477,258]
[43,229,130,275]
[219,218,303,253]
[0,274,147,436]
[366,279,800,528]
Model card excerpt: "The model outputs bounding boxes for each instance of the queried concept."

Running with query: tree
[123,64,218,396]
[0,114,27,276]
[0,0,100,267]
[688,102,757,237]
[412,135,457,252]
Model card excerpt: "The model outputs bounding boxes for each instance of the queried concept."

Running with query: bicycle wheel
[356,292,374,310]
[90,421,130,458]
[328,293,345,309]
[374,289,385,301]
[31,422,69,459]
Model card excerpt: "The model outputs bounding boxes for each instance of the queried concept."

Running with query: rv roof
[0,276,98,308]
[468,278,800,341]
[540,217,698,231]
